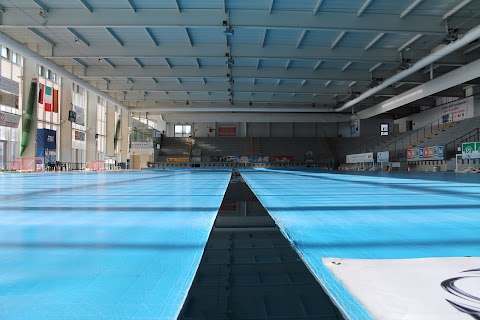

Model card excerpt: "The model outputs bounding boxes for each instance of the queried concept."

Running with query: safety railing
[445,128,480,159]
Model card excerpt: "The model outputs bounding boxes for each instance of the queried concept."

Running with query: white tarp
[346,152,374,164]
[324,257,480,320]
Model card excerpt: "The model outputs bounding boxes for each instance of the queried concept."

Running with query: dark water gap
[179,171,343,320]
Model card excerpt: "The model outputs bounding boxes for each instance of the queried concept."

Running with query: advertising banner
[166,158,189,162]
[0,91,19,108]
[377,151,389,163]
[0,110,20,128]
[217,124,236,136]
[407,146,444,161]
[346,152,374,164]
[271,156,294,162]
[441,97,473,123]
[36,128,57,163]
[0,76,19,95]
[131,142,152,149]
[462,141,480,159]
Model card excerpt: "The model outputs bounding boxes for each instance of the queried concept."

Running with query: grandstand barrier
[146,161,333,169]
[10,157,44,172]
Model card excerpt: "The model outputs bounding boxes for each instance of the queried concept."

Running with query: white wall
[395,96,475,133]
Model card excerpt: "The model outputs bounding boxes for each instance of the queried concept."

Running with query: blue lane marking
[0,169,231,320]
[240,168,480,320]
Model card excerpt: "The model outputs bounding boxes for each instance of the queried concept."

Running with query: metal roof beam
[341,61,352,71]
[331,31,347,49]
[184,28,193,46]
[48,44,476,65]
[133,58,144,68]
[127,0,137,12]
[398,34,423,52]
[313,61,323,70]
[28,28,56,46]
[78,0,93,13]
[364,33,384,51]
[313,0,325,15]
[268,0,274,14]
[32,0,48,12]
[67,28,89,46]
[400,0,424,19]
[296,30,307,48]
[103,57,116,68]
[174,0,181,13]
[72,58,88,68]
[145,28,159,46]
[357,0,373,17]
[105,28,124,46]
[78,66,442,83]
[2,9,467,35]
[261,29,268,47]
[443,0,472,21]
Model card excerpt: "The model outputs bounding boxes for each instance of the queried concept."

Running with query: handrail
[379,115,449,153]
[445,128,480,158]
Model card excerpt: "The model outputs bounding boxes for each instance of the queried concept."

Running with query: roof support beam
[285,60,292,70]
[296,30,307,48]
[268,0,274,14]
[364,33,385,51]
[358,58,480,119]
[127,0,137,12]
[261,29,268,47]
[67,28,89,46]
[174,0,181,13]
[369,62,382,73]
[313,0,325,15]
[443,0,472,21]
[1,10,463,35]
[313,61,323,70]
[0,5,5,13]
[105,28,124,46]
[341,61,352,71]
[195,58,201,68]
[145,28,159,46]
[357,0,374,17]
[464,42,480,54]
[398,34,423,52]
[184,28,193,46]
[325,80,332,87]
[78,0,93,13]
[331,31,347,50]
[133,58,144,68]
[32,0,48,12]
[28,28,56,46]
[103,57,115,68]
[72,58,88,68]
[400,0,424,19]
[48,44,477,65]
[164,58,172,68]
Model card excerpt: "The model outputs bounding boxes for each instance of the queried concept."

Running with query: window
[381,124,389,136]
[12,52,19,64]
[174,125,191,137]
[1,47,8,59]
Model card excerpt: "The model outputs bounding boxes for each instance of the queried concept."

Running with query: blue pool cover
[240,168,480,320]
[0,169,231,320]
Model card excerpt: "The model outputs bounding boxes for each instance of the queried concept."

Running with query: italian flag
[44,86,53,111]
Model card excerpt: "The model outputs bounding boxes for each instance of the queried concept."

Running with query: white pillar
[86,92,97,162]
[59,78,73,162]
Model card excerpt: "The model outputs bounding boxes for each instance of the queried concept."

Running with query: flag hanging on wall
[44,86,53,111]
[38,83,44,104]
[53,89,59,113]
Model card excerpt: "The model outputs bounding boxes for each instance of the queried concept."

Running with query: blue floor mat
[240,168,480,320]
[0,169,231,320]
